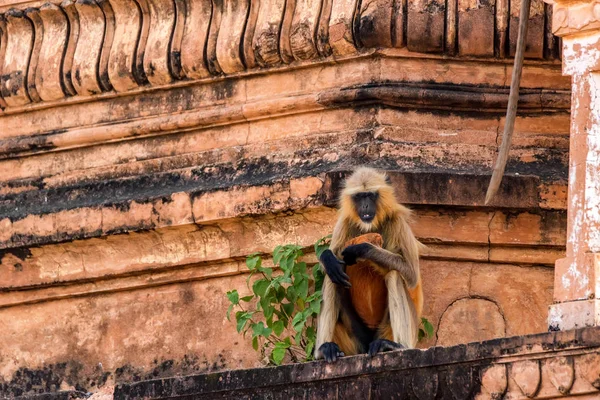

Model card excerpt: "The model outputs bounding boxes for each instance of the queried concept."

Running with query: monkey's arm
[320,250,351,287]
[342,244,418,288]
[320,217,355,287]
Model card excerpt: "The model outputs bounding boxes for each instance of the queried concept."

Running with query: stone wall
[114,327,600,400]
[0,0,571,397]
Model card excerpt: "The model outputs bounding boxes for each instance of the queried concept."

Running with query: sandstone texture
[0,0,578,398]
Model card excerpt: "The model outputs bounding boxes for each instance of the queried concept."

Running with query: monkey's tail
[385,270,418,348]
[314,277,339,359]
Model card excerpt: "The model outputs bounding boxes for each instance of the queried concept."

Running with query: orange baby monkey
[315,168,424,362]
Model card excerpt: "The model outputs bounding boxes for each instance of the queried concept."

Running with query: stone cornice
[0,0,560,113]
[549,0,600,37]
[0,80,571,159]
[0,165,568,249]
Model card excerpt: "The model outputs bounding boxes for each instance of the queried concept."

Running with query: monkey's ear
[385,175,392,185]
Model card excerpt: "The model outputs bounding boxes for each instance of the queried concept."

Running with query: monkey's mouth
[360,214,375,223]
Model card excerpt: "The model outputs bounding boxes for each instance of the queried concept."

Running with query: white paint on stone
[548,304,563,329]
[586,73,600,255]
[563,33,600,76]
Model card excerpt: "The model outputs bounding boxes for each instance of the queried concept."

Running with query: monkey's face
[352,192,379,224]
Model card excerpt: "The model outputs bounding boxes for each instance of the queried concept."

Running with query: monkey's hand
[320,249,351,287]
[319,342,345,363]
[341,243,374,266]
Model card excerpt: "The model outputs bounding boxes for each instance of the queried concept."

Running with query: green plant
[226,235,434,366]
[226,236,330,365]
[419,317,434,342]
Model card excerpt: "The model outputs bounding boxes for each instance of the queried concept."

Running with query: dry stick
[485,0,531,205]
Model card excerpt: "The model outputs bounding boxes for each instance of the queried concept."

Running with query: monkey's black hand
[368,339,405,356]
[319,342,345,363]
[341,243,374,266]
[320,249,351,287]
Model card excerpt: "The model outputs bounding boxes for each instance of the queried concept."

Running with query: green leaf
[286,286,297,303]
[240,295,254,303]
[282,255,294,271]
[292,313,305,332]
[246,254,261,271]
[296,277,309,299]
[260,266,273,279]
[226,290,239,305]
[305,340,315,360]
[295,261,307,275]
[314,234,332,258]
[252,336,259,351]
[273,320,285,336]
[236,311,252,333]
[309,300,320,315]
[252,279,270,297]
[273,246,284,265]
[422,317,434,338]
[282,302,294,317]
[226,304,234,321]
[306,290,321,303]
[260,297,275,320]
[294,331,303,345]
[272,308,285,321]
[312,264,325,292]
[272,347,286,365]
[252,322,272,338]
[305,326,316,341]
[264,305,275,320]
[276,286,286,302]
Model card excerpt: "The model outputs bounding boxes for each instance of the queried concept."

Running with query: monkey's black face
[352,192,379,223]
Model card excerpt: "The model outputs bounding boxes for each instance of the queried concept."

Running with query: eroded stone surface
[0,0,577,398]
[436,298,506,347]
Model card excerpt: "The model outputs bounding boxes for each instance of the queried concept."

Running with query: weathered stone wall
[114,327,600,399]
[0,0,570,397]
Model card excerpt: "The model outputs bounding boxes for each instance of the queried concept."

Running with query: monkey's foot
[319,342,345,363]
[368,339,405,356]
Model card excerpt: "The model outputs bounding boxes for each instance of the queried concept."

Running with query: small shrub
[226,235,434,365]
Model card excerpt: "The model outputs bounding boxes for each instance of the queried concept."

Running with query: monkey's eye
[366,192,379,201]
[351,192,378,201]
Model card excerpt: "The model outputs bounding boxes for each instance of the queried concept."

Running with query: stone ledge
[112,327,600,399]
[0,167,567,250]
[0,205,564,304]
[0,79,570,160]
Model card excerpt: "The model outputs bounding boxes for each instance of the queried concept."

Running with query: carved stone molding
[550,0,600,37]
[0,81,571,159]
[0,0,560,113]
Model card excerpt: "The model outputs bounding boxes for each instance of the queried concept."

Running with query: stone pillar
[547,1,600,330]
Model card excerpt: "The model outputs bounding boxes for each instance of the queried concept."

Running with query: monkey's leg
[385,270,418,348]
[315,276,341,360]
